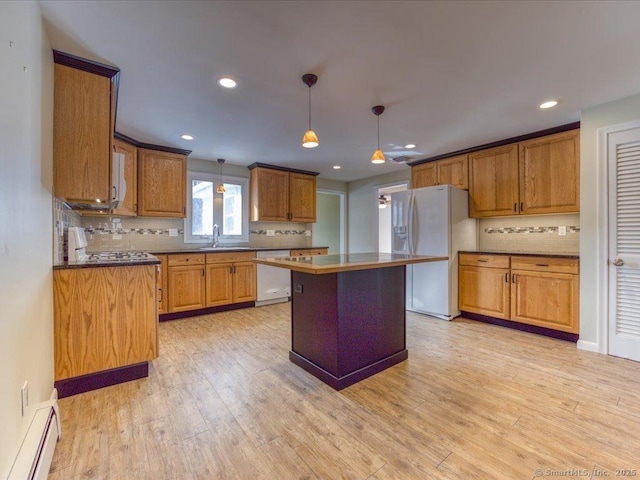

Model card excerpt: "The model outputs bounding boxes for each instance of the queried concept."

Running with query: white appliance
[67,226,88,262]
[391,185,477,320]
[256,250,291,306]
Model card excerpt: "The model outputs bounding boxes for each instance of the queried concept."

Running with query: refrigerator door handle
[408,194,416,255]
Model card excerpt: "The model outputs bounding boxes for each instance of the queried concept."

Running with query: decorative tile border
[484,226,580,234]
[250,230,309,236]
[84,227,184,235]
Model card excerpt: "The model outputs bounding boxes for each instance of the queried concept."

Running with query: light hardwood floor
[49,303,640,479]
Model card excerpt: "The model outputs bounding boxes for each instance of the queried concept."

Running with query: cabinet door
[510,270,579,333]
[168,265,205,312]
[138,149,187,217]
[205,263,233,307]
[156,255,168,314]
[468,144,520,218]
[437,155,469,190]
[250,168,289,221]
[53,64,112,203]
[458,265,510,319]
[411,163,437,189]
[289,173,316,222]
[232,261,257,303]
[112,138,137,216]
[519,130,580,215]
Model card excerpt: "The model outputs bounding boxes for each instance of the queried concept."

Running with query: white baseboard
[577,340,599,352]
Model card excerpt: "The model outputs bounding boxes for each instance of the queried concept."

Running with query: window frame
[184,171,249,244]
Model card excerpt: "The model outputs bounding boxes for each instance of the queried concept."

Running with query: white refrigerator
[391,185,477,320]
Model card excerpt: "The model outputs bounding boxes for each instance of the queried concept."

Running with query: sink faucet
[212,224,220,247]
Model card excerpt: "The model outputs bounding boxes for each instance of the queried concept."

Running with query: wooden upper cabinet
[137,148,187,217]
[250,165,317,222]
[519,129,580,215]
[250,167,289,221]
[468,144,520,218]
[411,155,469,190]
[112,138,137,216]
[289,172,316,222]
[437,155,468,190]
[411,162,437,189]
[53,63,114,204]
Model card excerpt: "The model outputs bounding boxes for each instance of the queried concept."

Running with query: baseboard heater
[8,398,61,480]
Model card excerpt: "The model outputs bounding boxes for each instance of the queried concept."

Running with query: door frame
[373,182,409,252]
[315,189,347,254]
[596,119,640,354]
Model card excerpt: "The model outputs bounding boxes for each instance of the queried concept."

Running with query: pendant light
[301,73,319,148]
[216,158,226,194]
[371,105,386,164]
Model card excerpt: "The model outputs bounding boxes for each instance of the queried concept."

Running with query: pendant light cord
[377,115,380,149]
[308,86,312,130]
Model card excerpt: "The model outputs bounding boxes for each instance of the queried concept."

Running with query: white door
[608,125,640,361]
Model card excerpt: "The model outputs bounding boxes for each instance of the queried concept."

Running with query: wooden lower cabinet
[53,265,158,381]
[458,265,510,319]
[167,254,206,312]
[205,252,256,307]
[459,253,579,334]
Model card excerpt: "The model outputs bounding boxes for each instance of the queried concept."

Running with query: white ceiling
[39,0,640,182]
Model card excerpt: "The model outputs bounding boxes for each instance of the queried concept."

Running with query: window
[185,171,249,243]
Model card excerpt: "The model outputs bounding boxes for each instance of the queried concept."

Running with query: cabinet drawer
[459,253,510,268]
[510,256,578,274]
[167,254,205,266]
[206,251,256,264]
[290,248,328,257]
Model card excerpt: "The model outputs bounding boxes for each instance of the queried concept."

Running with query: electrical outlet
[267,230,275,237]
[169,228,178,237]
[21,381,28,416]
[558,226,567,237]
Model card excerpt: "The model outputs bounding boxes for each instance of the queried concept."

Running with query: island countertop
[254,252,448,274]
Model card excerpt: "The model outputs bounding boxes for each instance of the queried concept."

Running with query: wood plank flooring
[49,303,640,479]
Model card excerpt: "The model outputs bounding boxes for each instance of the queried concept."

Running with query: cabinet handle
[112,185,117,201]
[230,266,234,274]
[201,269,205,277]
[535,263,549,267]
[477,259,488,263]
[158,288,163,303]
[520,202,524,212]
[512,273,516,283]
[505,273,508,283]
[513,203,517,212]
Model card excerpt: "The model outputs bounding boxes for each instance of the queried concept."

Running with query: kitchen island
[254,253,447,389]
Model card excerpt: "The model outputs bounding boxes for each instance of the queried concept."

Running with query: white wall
[347,168,410,252]
[0,1,54,476]
[580,93,640,350]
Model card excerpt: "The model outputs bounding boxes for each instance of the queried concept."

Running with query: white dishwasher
[256,250,291,306]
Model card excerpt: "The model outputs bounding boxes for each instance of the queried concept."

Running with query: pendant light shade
[301,73,319,148]
[371,105,386,164]
[216,158,226,194]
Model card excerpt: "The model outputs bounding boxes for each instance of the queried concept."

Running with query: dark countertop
[53,255,161,270]
[459,250,579,259]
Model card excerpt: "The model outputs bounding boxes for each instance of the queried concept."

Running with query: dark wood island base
[290,266,408,390]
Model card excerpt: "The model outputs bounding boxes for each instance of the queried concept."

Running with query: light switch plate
[558,226,567,236]
[267,230,275,237]
[169,229,178,237]
[112,234,122,240]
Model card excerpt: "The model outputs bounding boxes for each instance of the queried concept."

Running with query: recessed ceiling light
[539,100,558,109]
[181,134,194,140]
[333,165,341,169]
[405,144,416,149]
[217,77,237,89]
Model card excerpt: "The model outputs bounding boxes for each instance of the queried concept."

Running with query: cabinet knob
[612,258,624,267]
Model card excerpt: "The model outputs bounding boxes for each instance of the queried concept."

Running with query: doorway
[314,190,346,254]
[377,183,408,253]
[602,120,640,362]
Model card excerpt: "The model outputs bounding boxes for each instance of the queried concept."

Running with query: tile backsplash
[478,213,579,253]
[53,197,81,263]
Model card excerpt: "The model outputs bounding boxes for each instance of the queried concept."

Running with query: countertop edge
[459,251,579,259]
[254,255,448,274]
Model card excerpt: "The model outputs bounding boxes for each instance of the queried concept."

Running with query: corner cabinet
[138,148,187,217]
[411,155,468,190]
[53,53,119,207]
[112,138,137,216]
[249,163,319,222]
